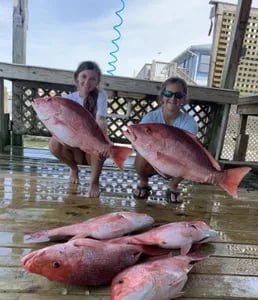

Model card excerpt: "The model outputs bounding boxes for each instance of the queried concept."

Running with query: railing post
[0,79,10,152]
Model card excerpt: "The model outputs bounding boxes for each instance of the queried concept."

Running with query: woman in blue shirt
[133,76,198,202]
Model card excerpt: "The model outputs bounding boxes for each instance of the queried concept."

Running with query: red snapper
[111,253,207,300]
[25,211,154,242]
[111,220,218,255]
[32,96,132,170]
[21,238,167,286]
[123,123,251,197]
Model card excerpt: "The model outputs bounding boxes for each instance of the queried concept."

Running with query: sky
[1,0,258,78]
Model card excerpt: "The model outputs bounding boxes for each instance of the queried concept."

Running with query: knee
[49,138,62,157]
[135,155,153,176]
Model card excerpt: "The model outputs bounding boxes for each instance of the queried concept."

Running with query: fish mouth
[123,126,137,142]
[21,250,45,272]
[198,230,218,243]
[21,253,37,271]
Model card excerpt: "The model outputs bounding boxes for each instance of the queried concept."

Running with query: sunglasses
[162,90,185,99]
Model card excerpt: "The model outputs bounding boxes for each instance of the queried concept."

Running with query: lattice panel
[12,81,75,136]
[12,81,217,147]
[221,105,238,160]
[245,116,258,161]
[183,103,215,146]
[221,105,258,161]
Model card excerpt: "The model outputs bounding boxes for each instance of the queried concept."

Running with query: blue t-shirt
[140,108,198,136]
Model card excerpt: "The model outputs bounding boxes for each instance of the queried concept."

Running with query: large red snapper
[123,123,251,198]
[111,253,206,300]
[21,238,167,286]
[25,211,154,242]
[111,221,218,255]
[32,96,132,170]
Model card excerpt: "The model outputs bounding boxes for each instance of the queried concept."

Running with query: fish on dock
[123,123,251,198]
[111,253,207,300]
[111,220,218,255]
[32,96,132,170]
[25,211,154,242]
[21,238,167,286]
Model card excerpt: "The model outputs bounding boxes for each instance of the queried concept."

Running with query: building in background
[135,44,211,86]
[209,1,258,95]
[172,44,211,86]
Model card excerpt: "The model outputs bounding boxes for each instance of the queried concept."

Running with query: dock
[0,149,258,299]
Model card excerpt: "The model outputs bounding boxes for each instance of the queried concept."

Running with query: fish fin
[186,251,210,262]
[219,167,251,197]
[72,238,101,247]
[174,291,185,298]
[170,273,188,287]
[182,130,222,171]
[24,230,49,243]
[111,145,133,170]
[180,243,192,255]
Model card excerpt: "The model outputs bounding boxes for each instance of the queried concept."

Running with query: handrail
[0,62,239,104]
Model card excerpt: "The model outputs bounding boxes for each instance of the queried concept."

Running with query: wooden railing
[234,95,258,161]
[0,62,239,158]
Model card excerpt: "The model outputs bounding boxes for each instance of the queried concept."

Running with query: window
[198,55,210,73]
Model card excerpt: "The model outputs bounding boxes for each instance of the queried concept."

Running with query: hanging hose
[106,0,126,76]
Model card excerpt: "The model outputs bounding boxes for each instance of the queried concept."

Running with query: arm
[96,89,108,134]
[96,116,107,134]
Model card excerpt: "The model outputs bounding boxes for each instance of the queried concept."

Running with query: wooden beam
[12,0,28,64]
[233,115,249,160]
[214,0,252,159]
[237,104,258,115]
[12,0,28,147]
[238,94,258,105]
[0,62,239,104]
[0,79,10,152]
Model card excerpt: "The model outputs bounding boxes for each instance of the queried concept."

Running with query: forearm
[96,116,107,134]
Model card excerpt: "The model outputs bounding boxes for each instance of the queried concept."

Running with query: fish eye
[52,261,61,268]
[118,280,124,284]
[146,128,152,135]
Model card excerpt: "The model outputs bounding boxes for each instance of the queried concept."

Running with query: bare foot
[87,182,100,198]
[69,167,79,184]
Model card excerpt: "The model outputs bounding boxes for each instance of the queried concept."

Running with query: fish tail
[111,145,133,170]
[219,167,251,198]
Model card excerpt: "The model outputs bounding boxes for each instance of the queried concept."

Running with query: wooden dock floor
[0,148,258,299]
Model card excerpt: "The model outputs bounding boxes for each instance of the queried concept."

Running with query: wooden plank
[0,79,5,152]
[0,62,239,104]
[0,157,258,299]
[237,104,258,115]
[0,295,110,300]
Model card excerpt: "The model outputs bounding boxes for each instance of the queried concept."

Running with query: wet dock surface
[0,149,258,299]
